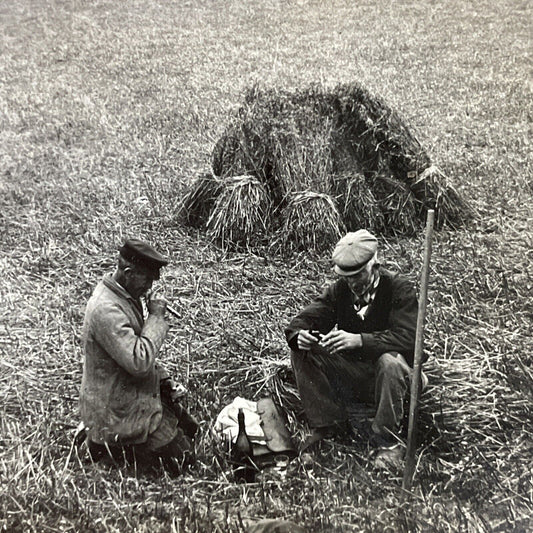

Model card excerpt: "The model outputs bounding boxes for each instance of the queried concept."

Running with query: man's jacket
[285,268,421,366]
[80,275,169,445]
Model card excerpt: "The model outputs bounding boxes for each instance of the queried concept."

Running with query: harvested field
[1,0,532,532]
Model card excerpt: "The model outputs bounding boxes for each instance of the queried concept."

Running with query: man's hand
[321,330,362,355]
[147,290,168,317]
[297,329,322,351]
[160,377,188,403]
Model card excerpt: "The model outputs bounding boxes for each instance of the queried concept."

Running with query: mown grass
[1,0,531,531]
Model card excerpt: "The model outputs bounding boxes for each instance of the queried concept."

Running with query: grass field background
[1,0,531,531]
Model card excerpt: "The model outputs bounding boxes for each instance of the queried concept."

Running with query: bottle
[231,408,256,483]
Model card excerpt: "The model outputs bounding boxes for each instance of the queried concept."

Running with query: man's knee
[291,346,332,376]
[291,344,325,358]
[291,347,317,369]
[376,352,408,381]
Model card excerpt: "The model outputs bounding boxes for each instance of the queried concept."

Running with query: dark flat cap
[119,239,168,278]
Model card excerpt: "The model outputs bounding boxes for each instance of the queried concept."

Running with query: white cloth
[213,397,266,444]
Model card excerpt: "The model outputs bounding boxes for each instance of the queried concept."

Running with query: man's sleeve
[360,278,418,365]
[156,363,171,381]
[91,303,169,377]
[285,284,338,350]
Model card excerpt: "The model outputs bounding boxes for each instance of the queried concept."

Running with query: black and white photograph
[1,1,531,531]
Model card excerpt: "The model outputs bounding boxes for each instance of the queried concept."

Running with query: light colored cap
[332,230,378,276]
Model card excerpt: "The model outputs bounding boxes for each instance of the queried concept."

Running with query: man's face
[123,267,156,299]
[343,261,374,295]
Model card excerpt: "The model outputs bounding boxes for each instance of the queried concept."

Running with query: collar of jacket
[102,274,137,303]
[102,274,144,317]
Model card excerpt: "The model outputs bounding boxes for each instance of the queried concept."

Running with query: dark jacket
[285,268,421,366]
[80,275,170,445]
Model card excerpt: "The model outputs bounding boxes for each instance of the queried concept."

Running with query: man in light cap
[80,238,198,474]
[285,230,424,468]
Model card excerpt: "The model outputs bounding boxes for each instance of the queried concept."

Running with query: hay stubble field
[1,0,531,531]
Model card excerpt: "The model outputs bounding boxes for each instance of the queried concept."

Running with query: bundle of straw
[206,175,272,247]
[332,171,385,233]
[179,172,222,228]
[271,119,335,195]
[277,191,344,253]
[368,172,421,236]
[212,126,270,180]
[410,165,475,228]
[338,83,432,180]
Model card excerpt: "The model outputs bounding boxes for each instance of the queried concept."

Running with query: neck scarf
[352,269,381,319]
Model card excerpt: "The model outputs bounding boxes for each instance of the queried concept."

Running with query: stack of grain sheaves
[180,83,472,253]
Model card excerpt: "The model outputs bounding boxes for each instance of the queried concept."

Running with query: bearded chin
[350,272,376,297]
[350,284,366,297]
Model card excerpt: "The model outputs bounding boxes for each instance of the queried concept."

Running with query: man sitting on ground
[80,238,198,474]
[285,230,426,468]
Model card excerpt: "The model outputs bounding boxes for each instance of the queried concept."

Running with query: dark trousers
[291,345,414,441]
[88,403,194,473]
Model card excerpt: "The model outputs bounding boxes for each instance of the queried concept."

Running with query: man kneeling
[80,239,198,474]
[285,230,427,469]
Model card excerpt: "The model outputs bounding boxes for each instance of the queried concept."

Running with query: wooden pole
[402,209,435,492]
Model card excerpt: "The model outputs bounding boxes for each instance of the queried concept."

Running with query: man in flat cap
[286,230,424,469]
[80,238,198,474]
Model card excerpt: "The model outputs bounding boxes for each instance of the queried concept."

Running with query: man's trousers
[291,345,419,442]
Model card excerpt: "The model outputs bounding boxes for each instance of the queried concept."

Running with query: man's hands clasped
[321,330,363,354]
[298,328,362,355]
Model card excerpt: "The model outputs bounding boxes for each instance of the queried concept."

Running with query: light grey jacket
[80,275,169,445]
